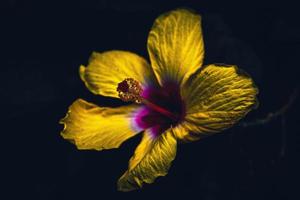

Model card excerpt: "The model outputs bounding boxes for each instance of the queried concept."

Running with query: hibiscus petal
[60,99,142,150]
[79,51,156,98]
[117,129,177,191]
[176,64,258,141]
[147,9,204,86]
[172,122,201,142]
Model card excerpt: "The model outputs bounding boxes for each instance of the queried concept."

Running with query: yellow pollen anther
[117,78,143,103]
[117,78,179,121]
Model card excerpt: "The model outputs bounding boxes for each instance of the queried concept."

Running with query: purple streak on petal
[134,106,170,138]
[133,81,186,138]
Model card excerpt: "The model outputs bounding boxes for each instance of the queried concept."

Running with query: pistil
[141,99,179,121]
[117,78,179,121]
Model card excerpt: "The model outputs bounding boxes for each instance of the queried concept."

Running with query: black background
[2,0,300,199]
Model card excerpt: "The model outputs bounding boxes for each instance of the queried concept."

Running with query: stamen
[117,78,143,103]
[117,78,179,121]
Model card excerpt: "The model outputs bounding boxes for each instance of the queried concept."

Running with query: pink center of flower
[117,78,186,137]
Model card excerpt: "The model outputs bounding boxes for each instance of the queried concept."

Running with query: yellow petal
[172,122,201,142]
[117,129,177,191]
[147,9,204,86]
[177,64,258,141]
[79,51,156,98]
[60,99,141,150]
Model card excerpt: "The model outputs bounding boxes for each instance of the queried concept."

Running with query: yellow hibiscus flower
[60,9,258,191]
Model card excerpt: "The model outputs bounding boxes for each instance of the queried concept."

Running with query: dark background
[2,0,299,199]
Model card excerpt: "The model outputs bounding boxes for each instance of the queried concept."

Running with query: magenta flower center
[135,82,186,137]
